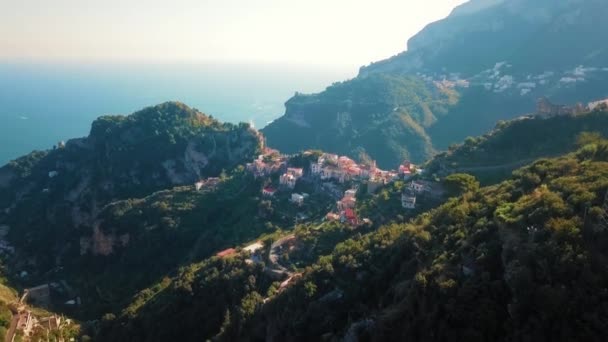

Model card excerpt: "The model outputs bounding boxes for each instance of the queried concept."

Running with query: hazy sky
[1,0,467,68]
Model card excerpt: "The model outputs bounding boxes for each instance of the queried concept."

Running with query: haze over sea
[0,61,353,165]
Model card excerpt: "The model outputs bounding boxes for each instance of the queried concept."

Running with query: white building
[401,193,416,209]
[291,193,305,206]
[409,181,427,194]
[311,162,322,175]
[344,189,357,198]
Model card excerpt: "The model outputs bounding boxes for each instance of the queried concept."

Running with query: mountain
[263,0,608,167]
[0,102,262,317]
[94,126,608,341]
[262,74,457,168]
[2,98,606,340]
[362,0,608,76]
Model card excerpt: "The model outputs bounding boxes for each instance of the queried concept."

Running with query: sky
[1,0,467,68]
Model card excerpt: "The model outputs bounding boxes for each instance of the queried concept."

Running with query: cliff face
[361,0,608,76]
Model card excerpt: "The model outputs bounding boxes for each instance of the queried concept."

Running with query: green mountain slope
[240,144,608,341]
[0,102,262,319]
[426,107,608,184]
[94,132,608,341]
[262,74,457,168]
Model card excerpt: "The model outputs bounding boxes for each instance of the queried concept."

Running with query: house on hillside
[287,168,303,177]
[399,161,416,180]
[401,193,417,209]
[326,212,340,221]
[280,168,304,189]
[344,189,357,198]
[311,162,322,175]
[409,181,428,194]
[262,187,277,197]
[337,197,356,211]
[24,284,51,307]
[216,248,237,258]
[280,173,297,188]
[291,193,305,206]
[341,208,358,226]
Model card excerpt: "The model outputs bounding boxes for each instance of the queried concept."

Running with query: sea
[0,61,354,165]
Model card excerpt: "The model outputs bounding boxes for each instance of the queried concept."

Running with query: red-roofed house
[216,248,237,258]
[342,208,358,225]
[262,187,277,197]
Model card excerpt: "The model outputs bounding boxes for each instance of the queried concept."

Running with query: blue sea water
[0,61,354,165]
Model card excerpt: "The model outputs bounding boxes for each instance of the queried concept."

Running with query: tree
[443,173,480,196]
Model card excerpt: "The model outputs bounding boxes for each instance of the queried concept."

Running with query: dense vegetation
[0,102,262,321]
[94,133,608,341]
[66,166,336,318]
[263,73,458,168]
[237,136,608,341]
[426,108,608,184]
[2,97,608,341]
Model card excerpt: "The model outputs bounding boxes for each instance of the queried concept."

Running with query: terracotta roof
[216,248,237,257]
[344,208,356,219]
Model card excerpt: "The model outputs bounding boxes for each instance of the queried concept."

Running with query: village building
[280,168,304,189]
[216,248,237,258]
[409,181,428,194]
[402,193,417,209]
[326,212,340,221]
[399,161,415,180]
[337,189,357,211]
[311,162,322,175]
[337,197,356,211]
[48,171,59,178]
[344,189,357,198]
[280,173,297,188]
[341,208,358,226]
[287,167,303,178]
[291,193,305,206]
[246,152,287,178]
[262,187,277,197]
[24,284,51,307]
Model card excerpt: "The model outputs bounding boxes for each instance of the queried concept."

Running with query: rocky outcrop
[80,225,130,256]
[536,97,586,117]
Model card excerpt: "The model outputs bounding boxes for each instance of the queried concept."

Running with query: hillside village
[203,138,446,295]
